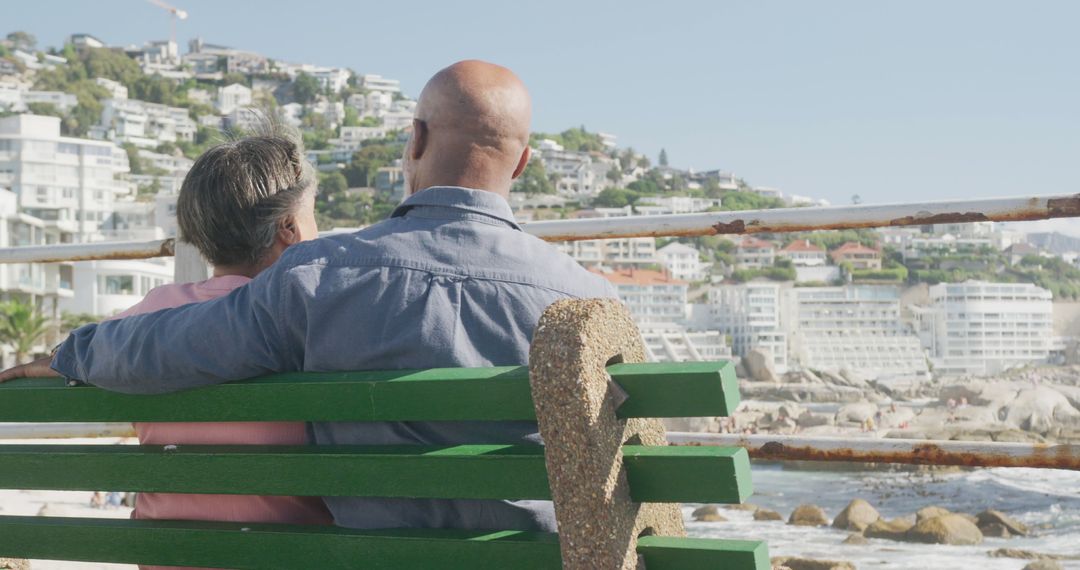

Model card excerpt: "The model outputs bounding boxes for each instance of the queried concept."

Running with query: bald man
[3,61,617,531]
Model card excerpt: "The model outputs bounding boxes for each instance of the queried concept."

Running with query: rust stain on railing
[668,433,1079,470]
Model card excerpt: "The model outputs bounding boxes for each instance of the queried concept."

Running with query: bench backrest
[0,299,768,569]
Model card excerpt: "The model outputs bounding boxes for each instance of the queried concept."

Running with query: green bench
[0,299,768,569]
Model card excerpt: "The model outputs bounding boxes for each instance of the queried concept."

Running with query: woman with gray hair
[109,121,331,568]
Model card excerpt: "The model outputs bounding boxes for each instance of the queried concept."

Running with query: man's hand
[0,356,61,383]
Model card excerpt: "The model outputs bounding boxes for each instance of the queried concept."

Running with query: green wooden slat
[637,536,770,570]
[608,361,739,417]
[0,444,747,503]
[0,516,563,570]
[623,446,752,504]
[0,361,736,422]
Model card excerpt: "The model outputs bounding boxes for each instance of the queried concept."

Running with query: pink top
[113,275,332,569]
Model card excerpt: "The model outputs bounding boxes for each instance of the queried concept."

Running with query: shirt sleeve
[51,262,306,395]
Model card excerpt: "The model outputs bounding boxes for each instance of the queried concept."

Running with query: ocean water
[687,464,1080,569]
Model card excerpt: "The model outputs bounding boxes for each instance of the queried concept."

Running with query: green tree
[293,72,320,104]
[342,143,404,187]
[6,31,36,51]
[719,191,786,211]
[342,106,361,127]
[658,148,669,167]
[318,171,348,197]
[60,312,97,335]
[592,188,640,208]
[26,102,63,119]
[0,300,51,363]
[511,159,555,195]
[123,143,144,175]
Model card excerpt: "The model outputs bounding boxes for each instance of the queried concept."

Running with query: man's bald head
[403,60,533,197]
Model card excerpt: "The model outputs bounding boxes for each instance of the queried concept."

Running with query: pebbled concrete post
[529,298,684,570]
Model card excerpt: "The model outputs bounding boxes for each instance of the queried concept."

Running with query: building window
[101,275,135,295]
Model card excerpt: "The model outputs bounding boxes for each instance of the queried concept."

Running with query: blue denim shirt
[53,186,617,532]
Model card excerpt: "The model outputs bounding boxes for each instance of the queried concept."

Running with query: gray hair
[176,114,316,267]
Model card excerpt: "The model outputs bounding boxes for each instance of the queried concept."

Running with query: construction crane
[146,0,188,46]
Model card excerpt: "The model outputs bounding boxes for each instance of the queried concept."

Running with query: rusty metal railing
[0,193,1076,263]
[667,433,1079,471]
[0,192,1077,469]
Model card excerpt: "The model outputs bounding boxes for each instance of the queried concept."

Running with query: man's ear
[277,215,301,246]
[511,146,530,179]
[410,119,428,160]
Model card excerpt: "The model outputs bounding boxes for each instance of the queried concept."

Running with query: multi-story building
[94,77,128,100]
[634,196,721,215]
[700,282,788,370]
[357,74,401,94]
[332,126,392,151]
[735,237,775,269]
[0,87,78,113]
[786,285,927,379]
[347,91,394,118]
[639,326,732,363]
[909,281,1053,375]
[0,114,132,237]
[558,237,657,268]
[779,240,827,266]
[63,258,173,316]
[23,91,78,113]
[657,242,706,282]
[831,242,881,270]
[592,267,687,325]
[0,114,174,318]
[534,139,614,198]
[185,38,271,76]
[94,98,196,148]
[0,187,73,308]
[216,83,253,115]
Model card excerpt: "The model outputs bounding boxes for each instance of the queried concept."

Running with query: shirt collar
[391,186,522,230]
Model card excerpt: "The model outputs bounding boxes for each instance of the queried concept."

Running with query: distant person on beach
[0,60,617,532]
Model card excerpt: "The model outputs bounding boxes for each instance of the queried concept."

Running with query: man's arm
[47,262,307,395]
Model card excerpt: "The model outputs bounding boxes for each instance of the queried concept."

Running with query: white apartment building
[94,98,196,148]
[735,237,776,269]
[0,115,175,317]
[786,285,928,379]
[778,240,827,267]
[357,74,401,94]
[333,126,392,150]
[593,267,688,325]
[0,86,77,113]
[216,83,253,115]
[311,68,351,94]
[0,114,132,237]
[535,139,614,198]
[0,187,73,306]
[909,281,1053,375]
[639,325,732,363]
[558,237,657,267]
[657,242,707,281]
[23,91,78,113]
[700,282,788,370]
[347,91,394,118]
[94,78,128,100]
[635,196,721,215]
[62,258,173,317]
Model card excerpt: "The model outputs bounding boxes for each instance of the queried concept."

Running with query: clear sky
[13,0,1080,209]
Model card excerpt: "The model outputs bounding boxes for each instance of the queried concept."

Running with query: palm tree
[0,300,51,363]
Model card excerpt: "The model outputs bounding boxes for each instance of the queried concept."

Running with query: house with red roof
[830,242,882,270]
[778,240,827,267]
[735,237,776,269]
